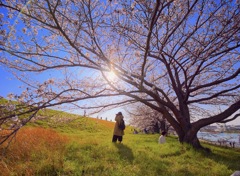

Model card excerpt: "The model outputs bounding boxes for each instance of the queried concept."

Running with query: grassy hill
[0,107,240,176]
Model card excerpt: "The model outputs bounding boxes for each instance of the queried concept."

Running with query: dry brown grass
[0,127,69,175]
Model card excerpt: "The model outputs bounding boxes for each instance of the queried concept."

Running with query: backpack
[118,119,125,130]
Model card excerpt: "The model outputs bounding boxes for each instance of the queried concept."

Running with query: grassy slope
[0,107,240,176]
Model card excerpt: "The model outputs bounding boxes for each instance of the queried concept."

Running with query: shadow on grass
[188,143,240,172]
[159,150,182,158]
[207,148,240,170]
[114,143,134,164]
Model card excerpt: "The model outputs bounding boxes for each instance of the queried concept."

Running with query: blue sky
[0,65,24,97]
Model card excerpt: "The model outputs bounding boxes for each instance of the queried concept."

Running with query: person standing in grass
[112,112,125,143]
[158,131,167,144]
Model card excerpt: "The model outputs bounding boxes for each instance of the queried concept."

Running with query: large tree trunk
[177,130,210,151]
[160,120,166,133]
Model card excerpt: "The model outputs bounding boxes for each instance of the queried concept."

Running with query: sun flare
[107,71,117,81]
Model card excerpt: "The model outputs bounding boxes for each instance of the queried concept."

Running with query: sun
[107,71,117,82]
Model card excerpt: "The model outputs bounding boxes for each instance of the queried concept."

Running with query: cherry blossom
[0,0,239,150]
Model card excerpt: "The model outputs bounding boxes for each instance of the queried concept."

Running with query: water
[197,132,240,147]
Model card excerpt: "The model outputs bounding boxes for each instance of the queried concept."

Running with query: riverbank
[198,132,240,148]
[200,139,240,148]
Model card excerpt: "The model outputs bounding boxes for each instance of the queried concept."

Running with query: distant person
[133,129,138,134]
[112,112,125,143]
[159,131,167,144]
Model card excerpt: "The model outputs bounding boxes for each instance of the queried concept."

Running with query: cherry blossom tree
[0,0,240,149]
[128,104,169,133]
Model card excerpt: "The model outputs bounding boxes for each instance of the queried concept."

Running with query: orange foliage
[0,127,69,175]
[7,127,68,157]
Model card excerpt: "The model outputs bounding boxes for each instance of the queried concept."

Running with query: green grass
[60,131,240,176]
[0,102,240,175]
